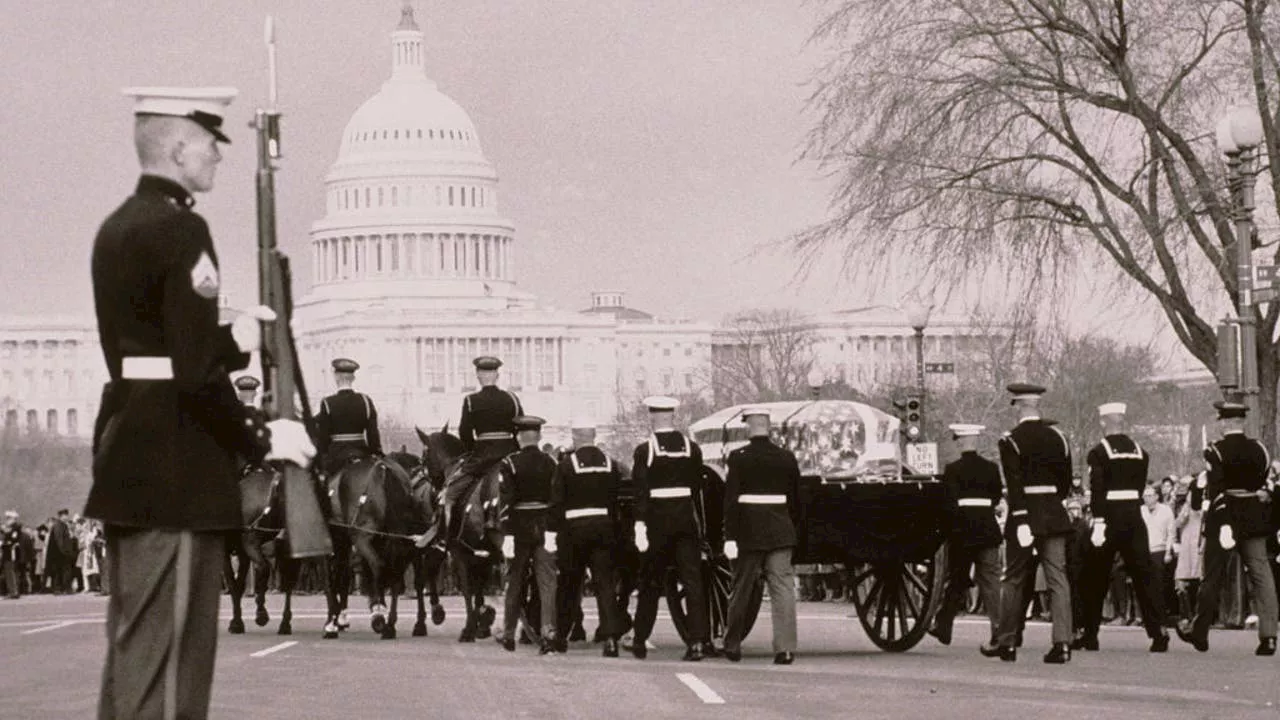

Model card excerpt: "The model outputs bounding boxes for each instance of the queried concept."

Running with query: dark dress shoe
[1176,623,1208,652]
[538,639,558,656]
[1070,636,1099,651]
[1014,630,1024,648]
[1256,638,1277,656]
[701,641,720,658]
[500,637,515,652]
[602,638,619,658]
[631,641,647,659]
[773,652,795,665]
[1043,643,1071,664]
[928,622,952,646]
[1150,634,1170,653]
[978,643,1007,659]
[723,648,742,662]
[682,644,704,662]
[569,624,587,642]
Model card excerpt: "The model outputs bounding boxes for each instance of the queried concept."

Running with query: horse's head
[415,423,465,490]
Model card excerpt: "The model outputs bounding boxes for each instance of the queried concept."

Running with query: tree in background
[710,308,819,406]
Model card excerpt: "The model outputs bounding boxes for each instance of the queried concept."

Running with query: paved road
[2,593,1277,719]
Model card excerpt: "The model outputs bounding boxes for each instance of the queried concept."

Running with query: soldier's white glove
[634,522,649,553]
[543,531,557,554]
[230,305,278,353]
[502,535,516,559]
[1196,474,1208,489]
[1016,524,1033,548]
[1090,521,1107,548]
[1219,524,1236,550]
[264,419,315,467]
[723,540,739,560]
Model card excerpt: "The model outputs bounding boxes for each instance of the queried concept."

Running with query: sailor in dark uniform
[721,408,800,665]
[313,358,382,477]
[929,424,1003,651]
[1075,402,1170,652]
[552,414,625,657]
[1178,401,1278,655]
[497,416,560,654]
[984,383,1074,664]
[630,395,711,661]
[88,87,314,720]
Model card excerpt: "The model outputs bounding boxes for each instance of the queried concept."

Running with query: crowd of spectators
[0,508,105,598]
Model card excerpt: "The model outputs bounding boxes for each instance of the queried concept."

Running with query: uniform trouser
[502,539,557,641]
[98,527,223,720]
[1191,535,1278,641]
[633,532,708,645]
[935,544,1001,640]
[723,547,797,654]
[557,534,624,640]
[999,534,1071,646]
[2,557,19,597]
[1079,526,1166,641]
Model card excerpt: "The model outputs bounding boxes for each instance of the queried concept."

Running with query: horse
[415,424,502,642]
[386,448,449,636]
[222,465,302,636]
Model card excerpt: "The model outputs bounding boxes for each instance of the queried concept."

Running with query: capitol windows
[63,370,73,394]
[448,186,454,207]
[26,410,37,434]
[4,410,15,431]
[479,188,484,207]
[661,367,674,391]
[417,129,423,139]
[685,373,695,390]
[67,409,77,436]
[365,188,371,207]
[391,186,399,207]
[1,341,13,359]
[533,339,555,390]
[46,409,57,434]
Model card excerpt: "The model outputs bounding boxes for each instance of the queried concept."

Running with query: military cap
[1213,400,1248,419]
[122,86,237,143]
[740,407,771,420]
[234,376,261,391]
[1064,496,1083,512]
[1006,382,1046,405]
[513,415,546,432]
[948,423,985,438]
[1097,402,1127,416]
[643,395,679,412]
[331,358,359,373]
[569,412,596,430]
[473,356,502,371]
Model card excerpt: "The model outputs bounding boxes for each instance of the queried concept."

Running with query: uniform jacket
[722,437,800,552]
[86,175,270,531]
[1086,434,1149,532]
[1201,432,1272,539]
[498,445,558,543]
[941,451,1003,549]
[551,445,621,544]
[315,388,382,464]
[998,418,1073,537]
[458,386,523,452]
[632,430,704,539]
[1,524,23,564]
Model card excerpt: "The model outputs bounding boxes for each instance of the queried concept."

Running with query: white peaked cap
[122,86,238,141]
[643,395,679,412]
[569,413,596,430]
[949,424,985,437]
[740,407,771,420]
[1097,402,1127,416]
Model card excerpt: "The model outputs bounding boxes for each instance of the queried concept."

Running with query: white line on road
[676,673,725,705]
[250,641,298,658]
[21,620,77,635]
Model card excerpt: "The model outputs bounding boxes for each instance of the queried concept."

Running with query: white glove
[1219,524,1236,550]
[1196,474,1208,489]
[543,531,557,554]
[502,535,516,559]
[1090,522,1107,548]
[230,305,278,353]
[634,522,649,553]
[1016,524,1033,548]
[723,540,739,560]
[264,419,315,467]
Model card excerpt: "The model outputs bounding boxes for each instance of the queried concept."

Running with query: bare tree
[797,0,1280,444]
[710,308,820,405]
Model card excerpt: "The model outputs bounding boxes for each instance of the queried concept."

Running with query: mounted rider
[233,375,269,473]
[314,358,383,478]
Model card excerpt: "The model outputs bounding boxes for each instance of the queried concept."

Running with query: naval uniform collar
[136,174,195,209]
[748,436,772,444]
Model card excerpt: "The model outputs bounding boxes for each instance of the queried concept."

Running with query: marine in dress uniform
[1178,401,1279,656]
[1074,403,1170,652]
[630,396,711,662]
[721,408,799,665]
[551,415,625,657]
[985,383,1074,664]
[313,358,382,477]
[498,416,560,654]
[87,87,313,720]
[929,424,1003,651]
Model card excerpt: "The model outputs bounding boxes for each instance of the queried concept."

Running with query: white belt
[476,432,513,441]
[957,498,992,507]
[565,508,608,520]
[514,502,549,510]
[1106,489,1140,501]
[331,433,365,442]
[121,356,173,380]
[1024,485,1056,495]
[739,494,786,505]
[650,487,692,499]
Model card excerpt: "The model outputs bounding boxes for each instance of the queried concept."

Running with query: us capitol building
[0,5,991,443]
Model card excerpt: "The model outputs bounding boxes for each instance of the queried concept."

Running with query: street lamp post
[1217,107,1265,437]
[902,296,934,416]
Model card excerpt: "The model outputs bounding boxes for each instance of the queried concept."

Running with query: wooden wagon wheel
[664,554,763,646]
[849,542,947,652]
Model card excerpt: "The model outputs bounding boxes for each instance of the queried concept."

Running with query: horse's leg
[412,550,428,636]
[224,543,246,634]
[322,553,341,639]
[334,532,352,630]
[474,557,496,639]
[383,551,401,640]
[429,548,446,625]
[454,550,476,642]
[278,555,298,635]
[252,539,271,628]
[355,534,387,634]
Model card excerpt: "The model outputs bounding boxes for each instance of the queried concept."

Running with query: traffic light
[904,395,922,442]
[1217,319,1240,390]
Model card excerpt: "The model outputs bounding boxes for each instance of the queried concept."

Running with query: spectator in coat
[2,511,24,598]
[48,509,76,594]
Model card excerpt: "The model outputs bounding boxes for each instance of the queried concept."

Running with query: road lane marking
[21,620,77,634]
[250,641,298,658]
[676,673,725,704]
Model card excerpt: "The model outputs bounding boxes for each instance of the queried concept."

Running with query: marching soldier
[983,383,1074,664]
[497,416,560,654]
[1178,401,1278,655]
[929,424,1003,652]
[630,396,711,661]
[88,87,314,719]
[314,358,382,477]
[552,414,626,657]
[721,408,800,665]
[1074,402,1170,652]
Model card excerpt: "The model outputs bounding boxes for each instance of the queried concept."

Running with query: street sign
[1254,263,1279,288]
[1256,287,1279,304]
[924,362,954,374]
[905,442,939,475]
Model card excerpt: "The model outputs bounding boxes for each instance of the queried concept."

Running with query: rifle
[254,16,332,559]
